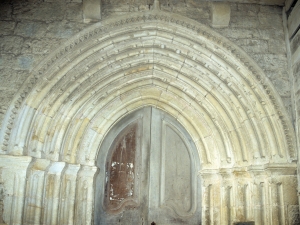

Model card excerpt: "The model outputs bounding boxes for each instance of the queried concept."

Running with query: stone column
[43,162,66,225]
[0,155,32,225]
[23,158,51,225]
[58,163,80,225]
[75,165,98,225]
[201,171,221,225]
[220,171,234,225]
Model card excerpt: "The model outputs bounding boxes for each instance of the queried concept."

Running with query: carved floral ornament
[0,11,296,169]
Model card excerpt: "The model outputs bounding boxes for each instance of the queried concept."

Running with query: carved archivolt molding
[0,11,296,169]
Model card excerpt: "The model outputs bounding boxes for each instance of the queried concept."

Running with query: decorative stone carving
[75,165,97,225]
[0,155,31,225]
[0,11,295,167]
[43,162,66,225]
[23,158,51,225]
[0,11,298,225]
[200,165,297,225]
[58,163,80,225]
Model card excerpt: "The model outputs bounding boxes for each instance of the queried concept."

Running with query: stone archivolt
[1,11,295,166]
[0,11,298,224]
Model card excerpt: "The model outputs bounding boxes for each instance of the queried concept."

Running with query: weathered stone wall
[0,0,89,128]
[0,0,291,128]
[102,0,292,116]
[284,0,300,218]
[0,1,297,224]
[103,0,293,129]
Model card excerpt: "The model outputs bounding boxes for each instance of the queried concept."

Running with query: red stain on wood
[106,123,137,211]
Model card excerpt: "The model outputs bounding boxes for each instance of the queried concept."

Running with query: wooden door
[94,107,201,225]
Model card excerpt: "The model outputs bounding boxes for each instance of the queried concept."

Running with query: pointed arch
[0,11,296,170]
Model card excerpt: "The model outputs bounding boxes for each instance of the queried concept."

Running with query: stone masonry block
[0,4,12,20]
[0,54,15,70]
[237,3,260,13]
[0,36,24,54]
[14,21,47,38]
[259,5,282,14]
[0,21,15,36]
[183,7,210,23]
[65,3,83,21]
[281,96,293,123]
[230,15,259,28]
[211,2,231,28]
[13,2,66,21]
[0,68,30,90]
[252,54,287,71]
[268,39,286,55]
[218,28,259,39]
[258,12,283,29]
[21,38,64,55]
[46,22,77,39]
[0,89,16,108]
[17,55,34,70]
[234,38,268,53]
[83,0,101,23]
[270,77,291,97]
